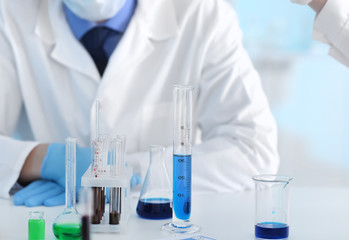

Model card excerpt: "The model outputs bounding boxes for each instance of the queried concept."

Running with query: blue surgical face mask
[63,0,126,22]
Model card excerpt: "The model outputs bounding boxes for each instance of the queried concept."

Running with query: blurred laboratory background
[13,0,349,189]
[229,0,349,187]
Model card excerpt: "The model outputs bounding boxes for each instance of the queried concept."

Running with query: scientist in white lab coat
[292,0,349,66]
[0,0,279,206]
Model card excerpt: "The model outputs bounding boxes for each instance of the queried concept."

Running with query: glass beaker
[28,211,45,240]
[253,174,293,239]
[137,145,172,219]
[53,138,82,239]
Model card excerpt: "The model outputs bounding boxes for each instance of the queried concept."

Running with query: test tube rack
[81,165,132,233]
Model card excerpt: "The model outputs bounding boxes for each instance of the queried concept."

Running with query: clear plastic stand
[81,165,132,233]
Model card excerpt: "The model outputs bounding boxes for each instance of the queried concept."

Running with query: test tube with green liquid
[28,210,45,240]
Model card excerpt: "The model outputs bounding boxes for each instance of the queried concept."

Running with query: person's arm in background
[293,0,349,67]
[0,5,87,206]
[0,6,42,198]
[190,0,279,193]
[0,12,66,207]
[308,0,327,12]
[18,144,48,185]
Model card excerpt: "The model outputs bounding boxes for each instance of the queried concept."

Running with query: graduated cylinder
[163,85,200,234]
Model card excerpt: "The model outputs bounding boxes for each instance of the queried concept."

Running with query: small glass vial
[28,211,45,240]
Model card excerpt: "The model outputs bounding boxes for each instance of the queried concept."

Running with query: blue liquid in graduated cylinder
[136,198,172,219]
[255,222,289,239]
[173,155,191,220]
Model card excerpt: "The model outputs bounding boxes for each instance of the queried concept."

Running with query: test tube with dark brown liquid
[90,136,108,224]
[109,136,126,224]
[91,187,101,224]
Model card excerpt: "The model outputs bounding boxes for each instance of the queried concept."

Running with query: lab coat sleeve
[191,2,279,193]
[313,0,349,67]
[0,12,39,198]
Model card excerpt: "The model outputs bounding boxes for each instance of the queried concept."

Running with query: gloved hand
[40,143,91,201]
[13,180,65,207]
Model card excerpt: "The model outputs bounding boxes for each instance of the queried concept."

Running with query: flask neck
[65,138,77,210]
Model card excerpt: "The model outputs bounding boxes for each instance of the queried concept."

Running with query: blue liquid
[136,198,172,219]
[255,222,289,239]
[173,154,191,220]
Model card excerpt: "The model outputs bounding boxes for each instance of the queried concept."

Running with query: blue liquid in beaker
[173,154,191,220]
[255,222,289,239]
[136,198,172,219]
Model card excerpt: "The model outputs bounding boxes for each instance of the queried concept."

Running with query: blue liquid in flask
[136,198,172,219]
[173,154,191,220]
[255,222,289,239]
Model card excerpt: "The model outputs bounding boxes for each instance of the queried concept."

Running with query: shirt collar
[64,0,137,40]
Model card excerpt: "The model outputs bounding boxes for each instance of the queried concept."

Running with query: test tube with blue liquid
[163,85,200,234]
[253,175,292,239]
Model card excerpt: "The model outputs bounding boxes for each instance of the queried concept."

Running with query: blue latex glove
[41,143,91,200]
[13,180,65,207]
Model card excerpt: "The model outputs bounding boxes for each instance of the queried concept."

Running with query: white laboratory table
[0,187,348,240]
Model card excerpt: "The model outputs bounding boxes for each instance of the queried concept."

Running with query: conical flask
[136,145,172,219]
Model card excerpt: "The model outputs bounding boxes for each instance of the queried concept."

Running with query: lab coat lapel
[101,18,154,83]
[101,0,178,85]
[35,0,100,82]
[35,0,178,86]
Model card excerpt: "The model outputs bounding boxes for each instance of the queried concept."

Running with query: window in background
[230,0,349,186]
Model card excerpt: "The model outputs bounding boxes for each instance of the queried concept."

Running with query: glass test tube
[109,136,126,225]
[163,85,200,233]
[90,136,108,224]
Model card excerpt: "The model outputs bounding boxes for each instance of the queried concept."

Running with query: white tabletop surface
[0,187,348,240]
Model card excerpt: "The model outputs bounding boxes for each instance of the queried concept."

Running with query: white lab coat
[313,0,349,67]
[0,0,279,198]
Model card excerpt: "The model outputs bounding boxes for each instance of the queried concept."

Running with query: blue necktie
[81,27,119,76]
